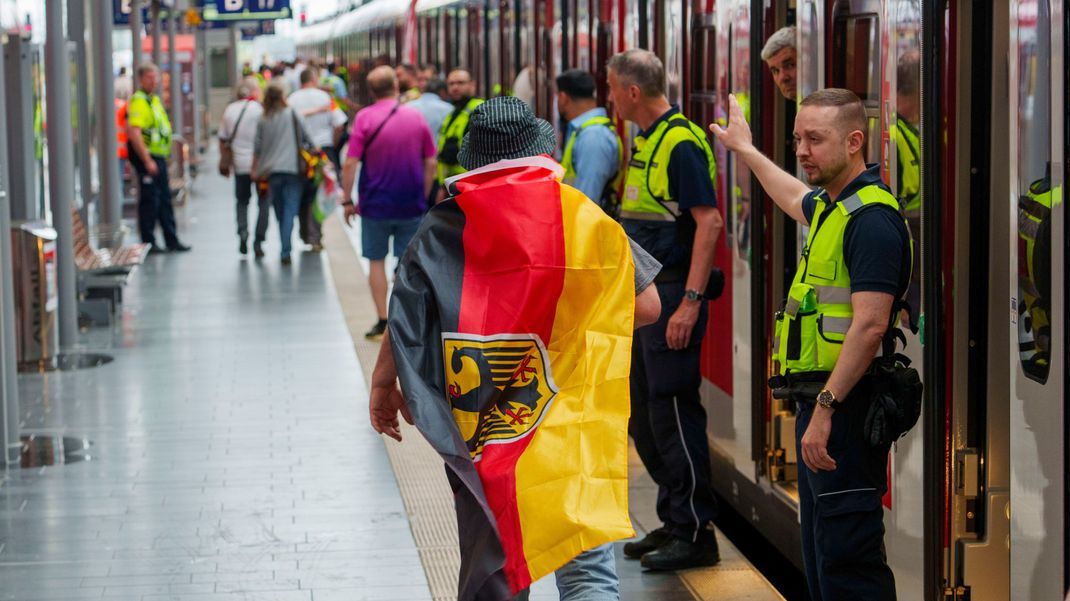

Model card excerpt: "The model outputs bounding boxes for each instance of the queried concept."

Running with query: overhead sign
[202,0,292,21]
[240,19,276,39]
[113,0,147,26]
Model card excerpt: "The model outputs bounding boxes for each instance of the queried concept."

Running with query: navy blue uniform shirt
[800,164,910,297]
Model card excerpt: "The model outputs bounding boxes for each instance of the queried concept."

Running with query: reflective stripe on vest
[436,98,484,183]
[621,113,717,222]
[131,90,173,158]
[772,184,912,375]
[893,117,921,214]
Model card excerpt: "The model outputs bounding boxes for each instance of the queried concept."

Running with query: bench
[71,209,148,325]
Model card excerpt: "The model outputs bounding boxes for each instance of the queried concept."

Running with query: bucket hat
[457,96,557,170]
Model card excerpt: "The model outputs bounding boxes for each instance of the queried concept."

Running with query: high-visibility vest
[1017,177,1059,372]
[128,90,173,158]
[621,113,716,221]
[561,115,623,205]
[892,116,921,215]
[772,184,912,375]
[436,97,484,183]
[115,99,128,160]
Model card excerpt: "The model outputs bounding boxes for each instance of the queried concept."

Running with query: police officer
[126,63,190,253]
[434,69,484,203]
[606,49,725,571]
[556,69,622,213]
[711,89,909,600]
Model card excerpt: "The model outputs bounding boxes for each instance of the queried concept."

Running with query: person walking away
[126,63,191,253]
[341,66,436,340]
[252,83,317,265]
[219,77,268,257]
[367,95,663,600]
[289,68,347,251]
[114,65,132,101]
[606,49,724,570]
[408,77,454,148]
[434,69,484,203]
[710,88,910,601]
[556,69,622,214]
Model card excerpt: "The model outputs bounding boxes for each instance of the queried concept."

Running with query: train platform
[0,164,783,601]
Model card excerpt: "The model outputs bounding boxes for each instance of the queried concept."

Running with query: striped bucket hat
[458,96,557,170]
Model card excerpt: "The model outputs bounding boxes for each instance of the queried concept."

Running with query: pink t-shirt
[348,98,436,219]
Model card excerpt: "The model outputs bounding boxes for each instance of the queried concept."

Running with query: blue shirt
[408,93,454,147]
[563,108,619,202]
[801,164,910,296]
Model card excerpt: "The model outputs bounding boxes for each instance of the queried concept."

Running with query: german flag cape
[388,156,635,599]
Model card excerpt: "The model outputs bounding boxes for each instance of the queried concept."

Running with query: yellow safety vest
[892,116,921,215]
[128,90,173,158]
[773,184,911,375]
[621,113,717,221]
[437,98,484,183]
[561,115,623,204]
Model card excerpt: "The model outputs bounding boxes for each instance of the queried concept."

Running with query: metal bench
[71,209,148,326]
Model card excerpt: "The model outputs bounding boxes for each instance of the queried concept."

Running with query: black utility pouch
[863,354,923,447]
[438,137,461,164]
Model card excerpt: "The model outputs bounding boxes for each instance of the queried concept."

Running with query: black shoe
[640,536,720,571]
[254,242,265,259]
[239,238,248,255]
[169,243,192,252]
[623,526,672,559]
[364,319,387,340]
[147,243,167,255]
[281,256,292,266]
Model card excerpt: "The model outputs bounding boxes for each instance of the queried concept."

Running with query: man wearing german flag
[368,96,663,600]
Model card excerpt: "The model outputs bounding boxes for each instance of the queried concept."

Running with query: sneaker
[239,238,248,255]
[364,319,388,340]
[281,256,292,266]
[640,535,720,571]
[623,526,672,559]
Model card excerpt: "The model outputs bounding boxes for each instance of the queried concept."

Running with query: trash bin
[11,221,58,371]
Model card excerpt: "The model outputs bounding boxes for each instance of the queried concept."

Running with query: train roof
[296,0,475,46]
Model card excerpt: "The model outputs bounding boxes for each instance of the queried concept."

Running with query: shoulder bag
[218,100,250,177]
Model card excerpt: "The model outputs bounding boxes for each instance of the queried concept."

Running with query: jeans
[268,173,303,259]
[512,544,619,601]
[235,174,270,243]
[134,156,180,248]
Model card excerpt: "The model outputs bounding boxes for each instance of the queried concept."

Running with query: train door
[1007,1,1067,598]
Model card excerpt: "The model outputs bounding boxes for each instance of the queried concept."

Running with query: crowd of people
[117,34,912,599]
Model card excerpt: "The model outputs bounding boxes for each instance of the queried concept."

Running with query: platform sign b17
[202,0,291,21]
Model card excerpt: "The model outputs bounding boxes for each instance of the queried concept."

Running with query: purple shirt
[347,98,436,219]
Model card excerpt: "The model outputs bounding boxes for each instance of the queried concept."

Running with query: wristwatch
[816,389,838,410]
[684,289,705,302]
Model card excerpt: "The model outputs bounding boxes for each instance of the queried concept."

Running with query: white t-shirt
[219,99,264,175]
[287,87,347,148]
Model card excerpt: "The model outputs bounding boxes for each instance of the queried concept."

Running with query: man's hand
[708,94,753,153]
[343,202,358,226]
[665,300,700,350]
[145,159,159,176]
[800,406,837,472]
[369,382,413,442]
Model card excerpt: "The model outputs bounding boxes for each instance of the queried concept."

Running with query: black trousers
[628,280,718,543]
[796,381,897,601]
[134,156,179,248]
[234,174,270,243]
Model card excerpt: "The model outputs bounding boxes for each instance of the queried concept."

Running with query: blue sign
[113,0,147,26]
[202,0,292,21]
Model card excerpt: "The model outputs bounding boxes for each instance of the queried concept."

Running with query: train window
[798,0,823,99]
[831,1,881,161]
[1014,0,1054,384]
[893,0,923,334]
[664,0,684,104]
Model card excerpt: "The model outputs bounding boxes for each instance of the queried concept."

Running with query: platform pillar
[44,0,80,348]
[131,0,143,69]
[93,0,122,230]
